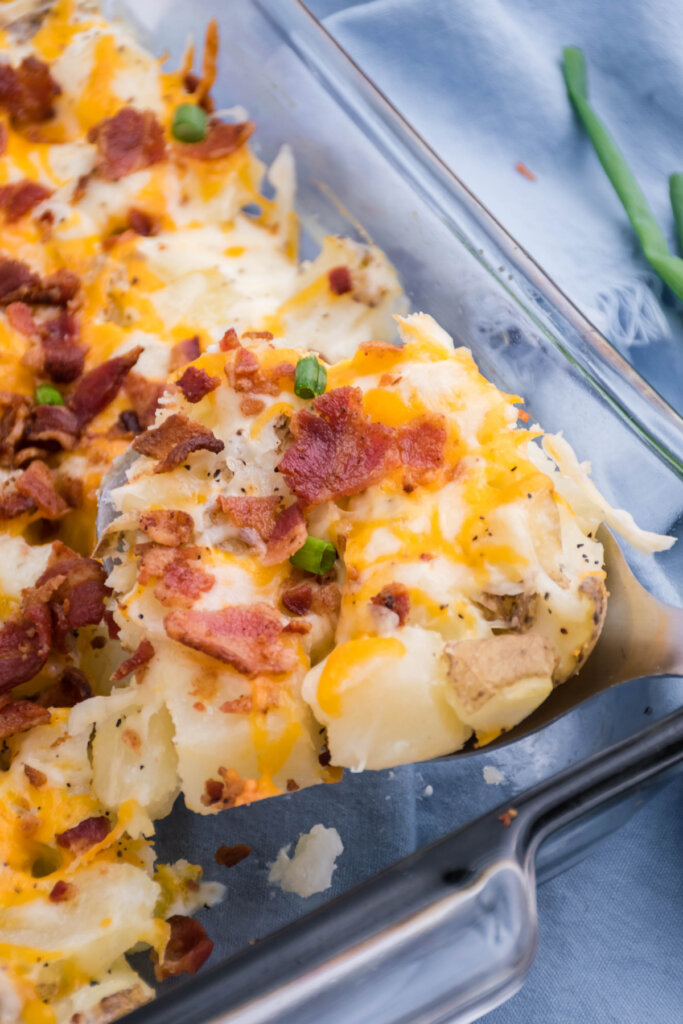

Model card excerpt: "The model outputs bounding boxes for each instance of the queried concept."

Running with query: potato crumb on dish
[269,824,344,898]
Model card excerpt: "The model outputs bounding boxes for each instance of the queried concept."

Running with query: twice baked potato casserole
[0,2,672,1020]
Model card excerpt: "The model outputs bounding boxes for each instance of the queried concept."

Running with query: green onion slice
[669,174,683,254]
[562,47,683,301]
[172,103,209,144]
[289,536,337,575]
[35,384,64,406]
[294,355,327,400]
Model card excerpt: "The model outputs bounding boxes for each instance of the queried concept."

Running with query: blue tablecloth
[301,2,683,1020]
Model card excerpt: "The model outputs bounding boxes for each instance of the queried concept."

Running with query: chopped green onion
[562,47,683,301]
[172,103,208,144]
[294,355,327,399]
[289,536,337,575]
[35,384,64,406]
[669,174,683,253]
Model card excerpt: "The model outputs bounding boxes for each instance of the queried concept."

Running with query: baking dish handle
[128,706,683,1024]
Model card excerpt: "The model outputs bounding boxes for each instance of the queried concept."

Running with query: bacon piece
[216,495,280,542]
[220,695,252,714]
[139,509,194,546]
[227,345,278,396]
[169,335,200,371]
[68,346,142,428]
[177,365,220,403]
[123,371,166,430]
[0,259,79,306]
[49,880,76,903]
[0,486,34,519]
[218,328,239,352]
[239,396,264,416]
[175,119,255,161]
[132,412,224,473]
[0,180,52,222]
[397,415,446,479]
[0,57,60,127]
[371,583,410,626]
[328,265,352,295]
[281,582,312,616]
[279,386,397,505]
[15,459,69,519]
[38,667,92,708]
[263,502,307,566]
[0,390,30,465]
[88,107,166,181]
[0,123,7,156]
[135,543,178,584]
[56,815,110,855]
[0,603,52,693]
[0,699,50,740]
[165,603,295,675]
[35,541,109,645]
[154,915,213,982]
[23,763,47,787]
[282,619,311,635]
[214,843,251,868]
[39,310,85,383]
[25,404,80,451]
[127,206,158,236]
[154,560,214,608]
[6,300,37,336]
[111,638,155,682]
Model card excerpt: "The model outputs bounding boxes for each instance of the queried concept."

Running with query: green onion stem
[562,46,683,301]
[294,356,327,400]
[289,536,337,575]
[172,103,208,144]
[35,384,64,406]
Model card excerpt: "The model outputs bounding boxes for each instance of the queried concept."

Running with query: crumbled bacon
[111,638,155,682]
[115,409,142,436]
[154,915,214,981]
[6,300,37,336]
[88,107,166,181]
[0,698,50,740]
[49,880,76,903]
[175,119,255,160]
[264,502,307,566]
[169,335,200,371]
[56,815,111,854]
[139,509,194,546]
[0,390,30,465]
[135,543,178,584]
[23,763,47,787]
[218,328,239,351]
[25,404,80,451]
[281,580,341,617]
[15,459,69,519]
[398,415,446,479]
[226,344,278,396]
[34,541,109,645]
[0,259,78,307]
[0,56,61,127]
[132,412,224,473]
[371,582,410,626]
[177,365,220,403]
[279,386,397,505]
[37,666,92,708]
[38,310,85,383]
[127,206,158,236]
[165,603,295,676]
[239,396,265,416]
[0,486,34,519]
[281,582,312,616]
[68,346,142,428]
[0,180,53,222]
[154,559,214,608]
[220,694,252,714]
[0,603,52,693]
[328,265,352,295]
[201,767,259,809]
[214,843,251,868]
[216,495,280,542]
[123,371,166,430]
[282,619,311,634]
[0,123,7,156]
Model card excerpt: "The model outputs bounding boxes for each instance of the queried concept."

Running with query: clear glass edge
[266,0,683,477]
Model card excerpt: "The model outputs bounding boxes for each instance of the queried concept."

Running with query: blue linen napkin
[306,0,683,411]
[299,2,683,1021]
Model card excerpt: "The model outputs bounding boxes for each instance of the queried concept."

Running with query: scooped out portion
[102,310,667,783]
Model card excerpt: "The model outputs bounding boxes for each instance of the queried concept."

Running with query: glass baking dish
[103,0,683,1020]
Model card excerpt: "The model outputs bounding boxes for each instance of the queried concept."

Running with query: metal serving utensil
[97,456,682,754]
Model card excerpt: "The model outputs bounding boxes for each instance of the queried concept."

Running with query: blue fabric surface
[300,2,683,1021]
